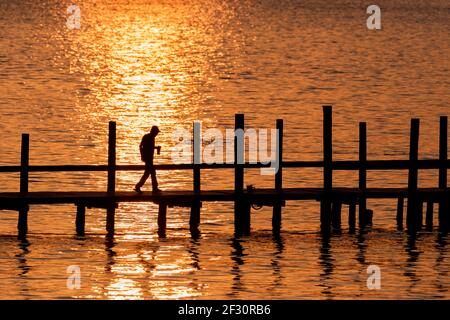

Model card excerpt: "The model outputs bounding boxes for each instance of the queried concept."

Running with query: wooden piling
[18,134,29,238]
[18,205,28,239]
[396,197,404,230]
[234,114,246,235]
[193,121,201,193]
[406,119,420,232]
[106,122,116,234]
[273,119,284,234]
[189,201,201,234]
[158,203,167,237]
[76,204,86,236]
[320,106,332,232]
[359,122,367,229]
[331,201,342,230]
[438,116,448,231]
[418,199,424,230]
[348,202,356,232]
[107,121,116,193]
[191,122,202,235]
[20,134,29,194]
[426,201,433,231]
[106,205,115,235]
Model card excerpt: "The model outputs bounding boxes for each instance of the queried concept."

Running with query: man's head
[150,126,160,136]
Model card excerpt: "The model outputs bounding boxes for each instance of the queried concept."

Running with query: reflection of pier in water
[0,107,449,239]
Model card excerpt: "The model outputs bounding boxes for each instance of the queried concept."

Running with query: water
[0,0,449,299]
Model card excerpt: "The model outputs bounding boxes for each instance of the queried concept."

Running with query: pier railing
[0,106,448,238]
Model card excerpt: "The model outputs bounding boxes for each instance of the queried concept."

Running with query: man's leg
[136,166,151,190]
[150,167,159,191]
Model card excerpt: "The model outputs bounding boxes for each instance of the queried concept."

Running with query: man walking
[135,126,161,193]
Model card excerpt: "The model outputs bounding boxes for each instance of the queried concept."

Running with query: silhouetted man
[135,126,161,193]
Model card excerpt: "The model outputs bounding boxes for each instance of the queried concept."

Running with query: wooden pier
[0,106,449,239]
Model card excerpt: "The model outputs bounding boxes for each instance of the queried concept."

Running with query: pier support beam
[331,201,342,230]
[272,204,282,235]
[426,201,433,231]
[272,119,284,235]
[18,205,29,239]
[438,116,448,231]
[18,134,30,239]
[406,119,420,232]
[348,202,356,233]
[189,201,201,236]
[76,205,86,236]
[417,199,424,230]
[397,197,404,230]
[158,203,167,237]
[359,122,368,229]
[234,114,247,236]
[320,106,333,233]
[106,204,115,235]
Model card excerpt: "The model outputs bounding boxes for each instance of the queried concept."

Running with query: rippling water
[0,0,449,299]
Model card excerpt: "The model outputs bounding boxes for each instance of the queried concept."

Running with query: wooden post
[76,205,86,236]
[438,116,448,231]
[193,121,201,193]
[20,134,29,194]
[234,114,245,235]
[396,197,404,230]
[359,122,367,229]
[106,121,117,234]
[18,205,29,239]
[348,202,356,233]
[418,199,424,230]
[406,119,420,232]
[273,119,283,234]
[320,106,332,232]
[191,122,202,236]
[189,201,201,234]
[107,121,116,193]
[331,201,342,230]
[18,134,29,238]
[426,201,433,231]
[158,203,167,237]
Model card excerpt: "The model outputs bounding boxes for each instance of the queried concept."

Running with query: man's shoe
[134,185,143,193]
[152,188,162,193]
